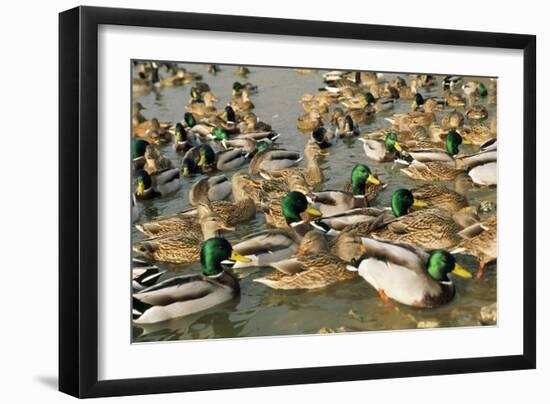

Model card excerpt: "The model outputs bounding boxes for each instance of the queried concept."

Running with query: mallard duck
[458,124,495,145]
[262,191,322,233]
[442,75,463,92]
[231,89,255,113]
[132,213,235,264]
[297,109,323,131]
[188,175,233,205]
[184,144,248,173]
[360,131,404,162]
[143,145,173,175]
[245,143,301,175]
[417,74,436,88]
[189,173,257,225]
[208,64,219,75]
[462,81,488,105]
[386,100,436,131]
[410,184,468,213]
[342,164,384,203]
[132,71,158,96]
[133,238,249,324]
[134,168,180,200]
[356,237,471,307]
[405,129,468,164]
[441,110,465,129]
[259,142,326,188]
[446,93,466,108]
[132,102,147,127]
[398,79,418,99]
[368,189,464,249]
[231,229,301,268]
[322,71,362,93]
[309,126,336,149]
[247,172,310,205]
[308,189,371,217]
[172,122,197,153]
[347,106,375,124]
[132,139,149,171]
[232,81,258,97]
[456,140,497,186]
[132,260,164,292]
[465,105,489,120]
[254,231,363,289]
[452,215,496,279]
[186,90,219,119]
[335,115,360,138]
[135,203,212,238]
[133,118,172,142]
[300,95,330,114]
[235,66,250,77]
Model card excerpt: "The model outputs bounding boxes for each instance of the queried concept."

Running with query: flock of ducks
[131,62,497,327]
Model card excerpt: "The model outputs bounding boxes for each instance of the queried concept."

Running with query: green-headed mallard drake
[452,214,496,279]
[465,105,489,120]
[356,237,472,307]
[297,108,323,132]
[132,138,149,171]
[254,231,363,290]
[259,142,327,188]
[133,237,250,324]
[173,122,198,153]
[368,189,464,249]
[132,213,235,264]
[232,81,258,97]
[183,144,248,174]
[360,131,404,162]
[188,175,233,206]
[342,163,384,203]
[462,81,488,106]
[134,168,180,200]
[405,129,468,164]
[262,191,322,233]
[364,92,396,112]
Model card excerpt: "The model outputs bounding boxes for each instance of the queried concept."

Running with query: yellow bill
[412,199,428,207]
[394,142,403,152]
[230,251,251,263]
[461,138,472,145]
[452,263,473,279]
[367,174,380,185]
[305,205,322,217]
[246,180,261,189]
[137,178,145,195]
[198,155,206,167]
[182,166,190,176]
[411,100,417,109]
[359,244,368,254]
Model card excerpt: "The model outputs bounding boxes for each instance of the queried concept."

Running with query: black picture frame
[59,5,536,398]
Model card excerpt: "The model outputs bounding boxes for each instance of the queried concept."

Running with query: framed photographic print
[59,6,536,398]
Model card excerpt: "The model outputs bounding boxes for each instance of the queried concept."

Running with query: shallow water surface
[132,63,497,342]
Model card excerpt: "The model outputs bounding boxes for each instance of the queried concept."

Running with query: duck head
[175,123,187,142]
[350,164,380,195]
[200,237,250,277]
[282,191,322,225]
[445,129,468,155]
[181,158,199,177]
[384,132,403,152]
[132,139,149,159]
[184,112,196,128]
[135,170,152,196]
[411,93,424,110]
[198,144,216,167]
[427,250,472,281]
[391,189,428,217]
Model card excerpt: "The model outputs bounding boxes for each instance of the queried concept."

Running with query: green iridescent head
[281,191,321,224]
[384,132,402,152]
[413,93,424,107]
[255,140,270,153]
[344,115,354,132]
[132,139,149,159]
[212,127,228,141]
[135,169,152,195]
[175,123,187,142]
[350,164,380,195]
[445,129,464,155]
[390,189,428,217]
[477,82,488,97]
[181,158,199,176]
[200,238,232,277]
[184,112,196,128]
[426,250,472,281]
[364,92,376,105]
[198,144,216,166]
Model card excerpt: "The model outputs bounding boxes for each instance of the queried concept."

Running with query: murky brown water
[132,63,496,342]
